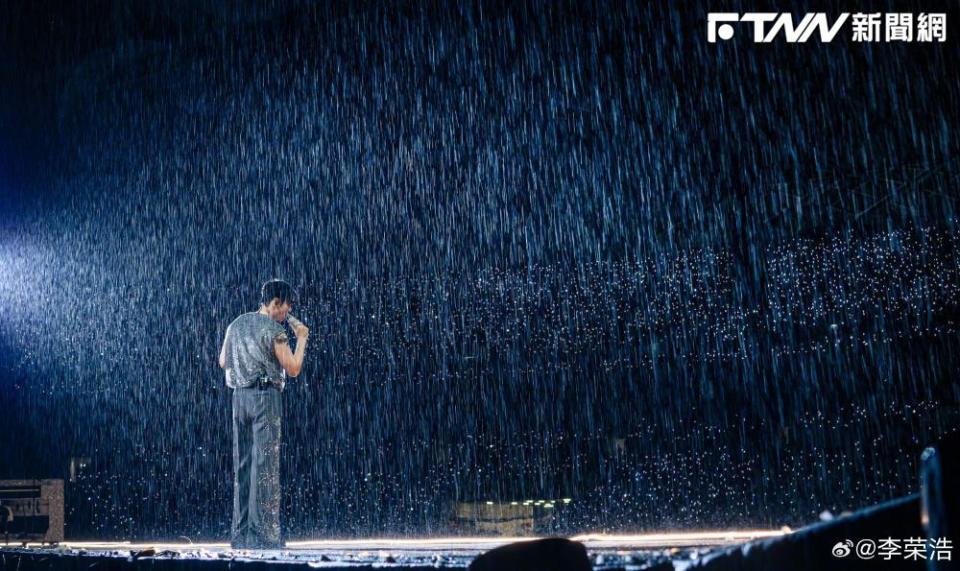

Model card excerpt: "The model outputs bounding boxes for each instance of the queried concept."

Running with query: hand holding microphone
[287,314,310,339]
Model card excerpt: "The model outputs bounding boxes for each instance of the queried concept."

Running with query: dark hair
[261,279,297,305]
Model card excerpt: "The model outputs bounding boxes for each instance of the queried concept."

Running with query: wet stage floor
[2,530,788,569]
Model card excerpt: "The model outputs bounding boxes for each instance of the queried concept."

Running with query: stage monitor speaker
[0,479,64,544]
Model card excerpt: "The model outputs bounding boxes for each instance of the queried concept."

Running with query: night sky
[1,0,959,540]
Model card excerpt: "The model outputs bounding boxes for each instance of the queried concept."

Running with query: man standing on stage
[219,279,309,549]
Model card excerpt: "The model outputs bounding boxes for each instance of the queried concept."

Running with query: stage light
[16,529,793,555]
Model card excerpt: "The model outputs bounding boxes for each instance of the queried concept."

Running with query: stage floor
[2,530,788,569]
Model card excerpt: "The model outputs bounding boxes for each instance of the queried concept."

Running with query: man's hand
[287,315,310,339]
[276,316,309,377]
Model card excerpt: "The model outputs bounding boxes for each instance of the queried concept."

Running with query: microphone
[287,314,306,331]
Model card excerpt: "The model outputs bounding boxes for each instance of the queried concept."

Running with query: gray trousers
[231,385,282,548]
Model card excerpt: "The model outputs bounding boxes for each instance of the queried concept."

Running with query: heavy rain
[1,0,958,548]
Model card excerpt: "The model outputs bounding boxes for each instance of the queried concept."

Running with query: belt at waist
[236,377,284,391]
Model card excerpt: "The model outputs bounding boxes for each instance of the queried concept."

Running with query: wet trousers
[231,385,282,549]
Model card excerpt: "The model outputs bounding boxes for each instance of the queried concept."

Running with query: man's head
[260,279,297,322]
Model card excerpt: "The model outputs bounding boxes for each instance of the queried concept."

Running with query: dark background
[0,0,959,540]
